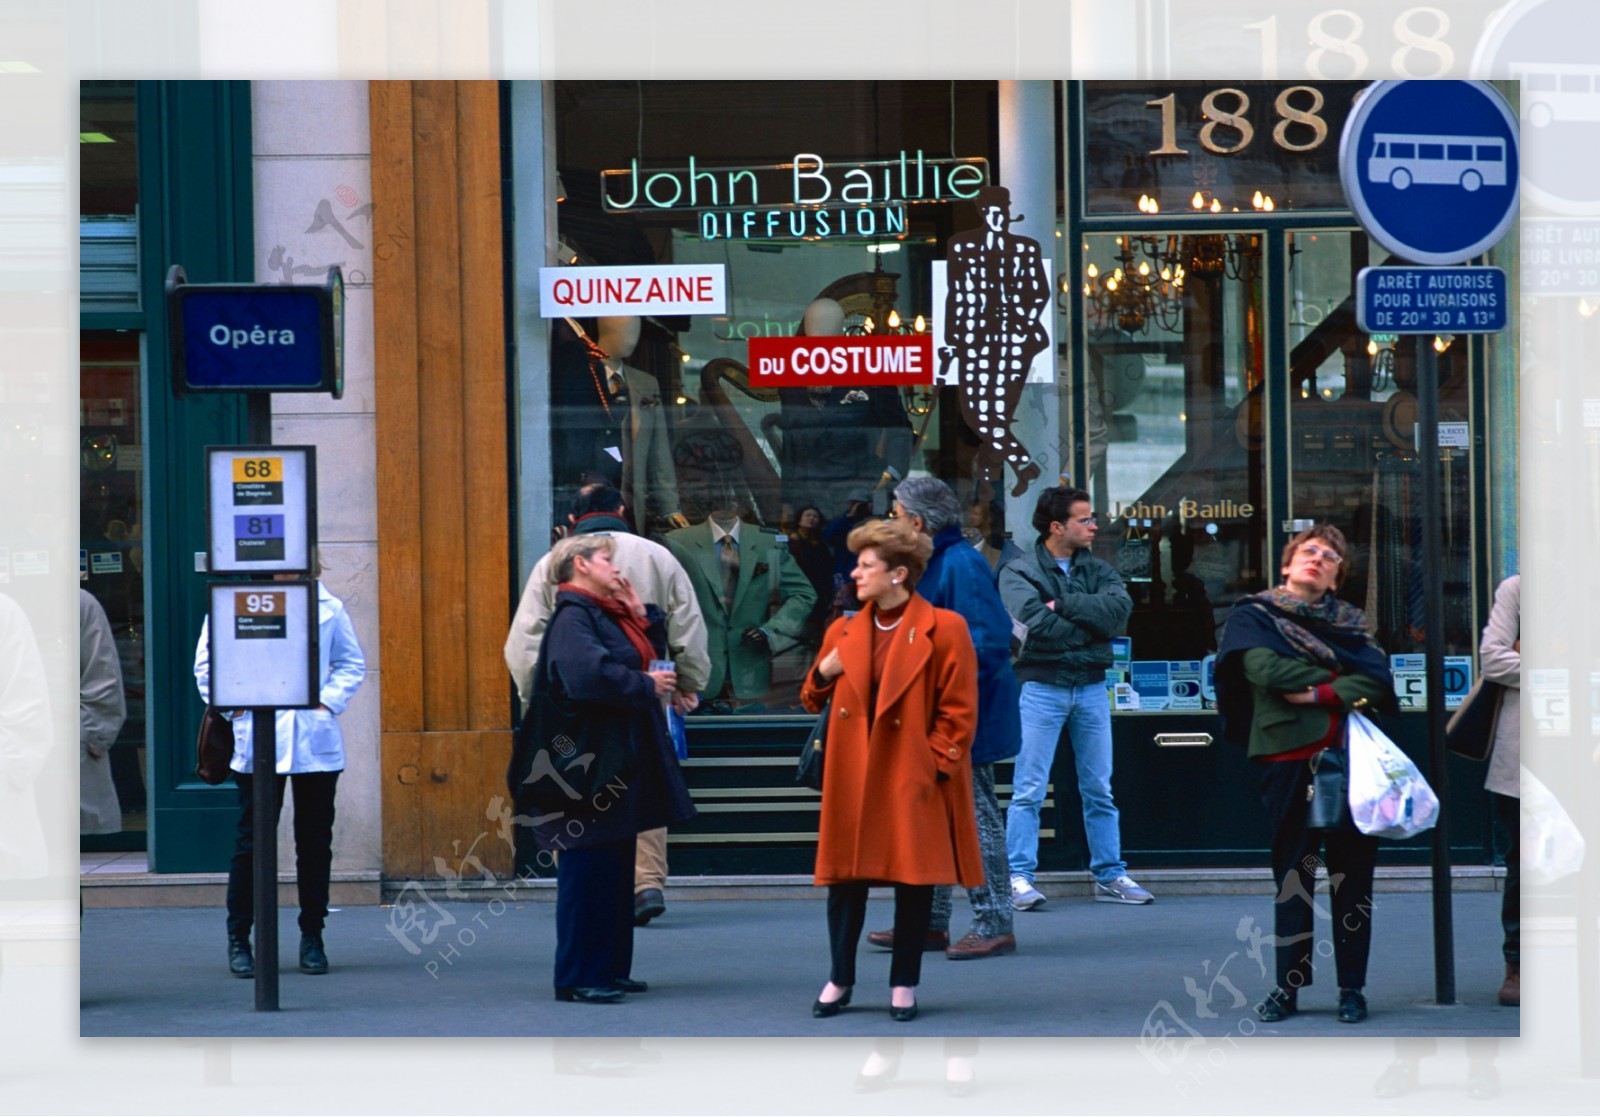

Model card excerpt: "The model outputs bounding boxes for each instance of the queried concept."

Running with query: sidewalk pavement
[80,887,1518,1039]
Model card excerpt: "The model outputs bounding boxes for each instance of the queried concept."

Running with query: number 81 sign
[206,445,317,575]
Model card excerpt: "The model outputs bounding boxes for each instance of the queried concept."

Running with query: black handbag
[795,701,829,792]
[1306,746,1349,830]
[195,707,236,785]
[1445,678,1506,762]
[507,605,635,814]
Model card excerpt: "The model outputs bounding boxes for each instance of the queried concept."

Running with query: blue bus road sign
[1339,81,1520,266]
[168,267,344,397]
[1356,266,1507,334]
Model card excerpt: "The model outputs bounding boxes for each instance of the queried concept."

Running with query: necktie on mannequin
[719,535,740,611]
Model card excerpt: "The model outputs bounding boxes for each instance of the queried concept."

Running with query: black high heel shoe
[555,986,625,1004]
[812,986,852,1018]
[889,986,918,1022]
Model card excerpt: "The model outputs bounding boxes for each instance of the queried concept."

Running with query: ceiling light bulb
[1367,339,1379,356]
[1253,191,1264,208]
[888,310,901,329]
[1138,261,1150,276]
[1263,196,1275,212]
[1210,199,1222,213]
[1192,192,1205,210]
[913,314,926,332]
[1087,263,1099,278]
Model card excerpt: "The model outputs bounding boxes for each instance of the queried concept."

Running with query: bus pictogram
[1367,133,1509,192]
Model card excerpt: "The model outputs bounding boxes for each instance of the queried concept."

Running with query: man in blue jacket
[861,476,1023,960]
[999,485,1149,909]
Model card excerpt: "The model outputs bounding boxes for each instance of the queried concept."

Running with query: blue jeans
[1006,680,1125,884]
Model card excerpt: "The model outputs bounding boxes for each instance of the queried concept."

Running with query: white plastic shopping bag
[1346,710,1440,839]
[1521,765,1585,886]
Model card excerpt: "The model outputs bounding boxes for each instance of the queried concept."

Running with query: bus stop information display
[207,580,318,709]
[206,446,317,575]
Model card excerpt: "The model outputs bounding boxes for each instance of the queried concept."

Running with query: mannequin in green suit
[665,509,817,703]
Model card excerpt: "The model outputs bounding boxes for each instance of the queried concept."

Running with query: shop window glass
[80,333,148,840]
[548,80,1013,714]
[1082,230,1268,710]
[1284,230,1474,665]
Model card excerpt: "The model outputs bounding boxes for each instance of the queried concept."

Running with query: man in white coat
[505,483,709,925]
[195,575,366,978]
[80,588,127,835]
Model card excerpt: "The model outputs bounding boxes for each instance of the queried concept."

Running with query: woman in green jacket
[1217,525,1394,1026]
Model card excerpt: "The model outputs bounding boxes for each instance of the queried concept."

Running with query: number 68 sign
[206,445,317,574]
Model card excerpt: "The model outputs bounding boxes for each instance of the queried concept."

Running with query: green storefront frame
[80,81,254,872]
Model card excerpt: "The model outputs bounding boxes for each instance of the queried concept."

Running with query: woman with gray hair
[866,476,1024,961]
[513,533,696,1004]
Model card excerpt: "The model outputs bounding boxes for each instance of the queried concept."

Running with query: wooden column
[370,81,513,881]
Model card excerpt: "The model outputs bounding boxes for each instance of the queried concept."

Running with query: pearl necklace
[874,615,902,631]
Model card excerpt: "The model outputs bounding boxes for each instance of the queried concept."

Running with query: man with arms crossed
[999,485,1149,909]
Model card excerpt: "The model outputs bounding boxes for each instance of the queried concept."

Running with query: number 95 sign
[209,581,319,708]
[207,445,317,574]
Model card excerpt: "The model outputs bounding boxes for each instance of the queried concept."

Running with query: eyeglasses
[1297,544,1343,566]
[1056,516,1097,527]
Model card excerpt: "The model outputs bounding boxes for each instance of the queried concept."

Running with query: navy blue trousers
[554,837,636,990]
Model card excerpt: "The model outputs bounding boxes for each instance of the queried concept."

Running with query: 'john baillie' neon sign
[600,151,989,241]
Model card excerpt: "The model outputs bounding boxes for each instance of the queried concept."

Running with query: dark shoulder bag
[507,603,635,815]
[795,700,829,791]
[1445,678,1506,762]
[195,707,236,785]
[1306,746,1349,830]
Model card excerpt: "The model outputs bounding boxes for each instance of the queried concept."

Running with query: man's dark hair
[570,484,625,519]
[1031,485,1093,540]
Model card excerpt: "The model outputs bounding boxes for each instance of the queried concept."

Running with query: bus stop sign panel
[1339,81,1520,266]
[168,266,344,398]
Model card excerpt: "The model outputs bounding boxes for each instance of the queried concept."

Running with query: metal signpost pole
[1416,342,1456,1005]
[251,708,280,1011]
[1341,78,1518,1008]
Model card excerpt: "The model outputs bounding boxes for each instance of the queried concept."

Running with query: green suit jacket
[664,523,817,700]
[1240,647,1393,759]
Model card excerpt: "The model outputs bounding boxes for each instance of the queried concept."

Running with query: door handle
[1154,732,1213,747]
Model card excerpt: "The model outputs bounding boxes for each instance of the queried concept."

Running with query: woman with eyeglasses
[1215,524,1396,1025]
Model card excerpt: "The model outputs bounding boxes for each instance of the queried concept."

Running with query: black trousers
[827,882,935,989]
[554,837,636,990]
[226,770,340,939]
[1258,758,1378,992]
[1494,792,1520,964]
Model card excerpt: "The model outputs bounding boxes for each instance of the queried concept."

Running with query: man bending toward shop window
[505,484,709,926]
[999,485,1149,909]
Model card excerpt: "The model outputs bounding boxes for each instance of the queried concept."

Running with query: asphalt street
[80,888,1518,1039]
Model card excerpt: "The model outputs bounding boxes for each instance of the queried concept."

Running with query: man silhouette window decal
[942,186,1051,497]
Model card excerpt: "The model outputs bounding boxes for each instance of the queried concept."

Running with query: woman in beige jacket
[1479,574,1520,1006]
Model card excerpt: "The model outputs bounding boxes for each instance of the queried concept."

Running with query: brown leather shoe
[946,932,1017,960]
[1498,961,1520,1006]
[865,928,950,952]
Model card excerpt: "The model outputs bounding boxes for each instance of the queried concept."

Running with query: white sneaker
[1095,875,1154,904]
[1010,875,1046,911]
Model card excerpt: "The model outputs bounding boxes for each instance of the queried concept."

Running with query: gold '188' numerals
[1145,85,1328,158]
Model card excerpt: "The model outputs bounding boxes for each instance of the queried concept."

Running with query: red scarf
[558,583,656,668]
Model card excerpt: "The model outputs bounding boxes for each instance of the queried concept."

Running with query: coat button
[838,708,849,719]
[947,747,959,758]
[892,717,902,728]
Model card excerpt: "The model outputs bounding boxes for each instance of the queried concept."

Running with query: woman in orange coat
[802,517,983,1023]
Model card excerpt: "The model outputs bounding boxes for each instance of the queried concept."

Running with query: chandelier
[1079,226,1263,335]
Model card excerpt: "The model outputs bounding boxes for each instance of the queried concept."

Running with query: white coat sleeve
[319,604,366,714]
[79,591,126,754]
[193,617,213,705]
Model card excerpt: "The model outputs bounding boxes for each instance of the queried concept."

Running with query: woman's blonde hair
[847,518,933,589]
[550,534,615,584]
